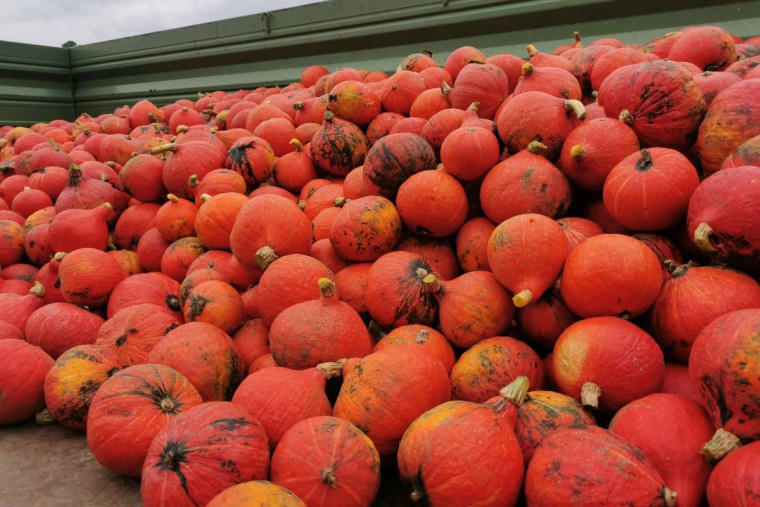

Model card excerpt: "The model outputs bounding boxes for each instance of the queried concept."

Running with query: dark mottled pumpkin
[362,133,437,199]
[310,112,369,176]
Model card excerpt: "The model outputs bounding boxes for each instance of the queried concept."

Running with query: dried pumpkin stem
[573,31,582,46]
[662,487,677,507]
[694,223,718,253]
[570,145,586,161]
[316,359,346,380]
[334,196,346,208]
[581,382,602,409]
[441,81,452,95]
[321,469,338,489]
[288,138,304,152]
[422,273,442,293]
[318,278,337,298]
[411,489,425,502]
[68,163,83,178]
[527,141,548,155]
[29,281,45,299]
[35,409,54,426]
[525,44,539,57]
[498,376,529,406]
[255,246,279,271]
[367,320,388,341]
[150,143,178,155]
[188,174,200,188]
[618,109,634,125]
[468,102,480,112]
[512,289,533,308]
[564,99,587,120]
[521,62,535,76]
[701,428,741,462]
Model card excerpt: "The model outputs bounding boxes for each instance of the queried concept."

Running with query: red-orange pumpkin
[373,324,455,373]
[107,272,183,320]
[395,166,468,238]
[207,481,306,507]
[333,262,371,314]
[231,319,270,371]
[394,232,460,281]
[449,63,509,119]
[309,112,369,177]
[706,440,760,507]
[328,195,402,262]
[515,292,578,351]
[0,338,54,424]
[25,302,104,358]
[155,194,197,242]
[160,237,208,282]
[455,217,495,272]
[225,136,276,185]
[96,303,180,365]
[362,133,437,199]
[183,280,244,335]
[58,248,127,307]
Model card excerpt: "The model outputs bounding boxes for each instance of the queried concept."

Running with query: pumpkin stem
[53,251,67,262]
[662,487,677,507]
[255,246,279,271]
[636,149,653,171]
[701,428,741,462]
[618,109,634,125]
[324,111,335,122]
[321,469,338,489]
[580,381,601,409]
[527,141,548,155]
[176,125,189,134]
[167,193,179,203]
[512,289,533,308]
[468,102,480,113]
[297,199,307,211]
[573,31,582,47]
[0,139,7,149]
[200,193,212,203]
[564,99,587,120]
[694,222,718,253]
[35,409,54,426]
[288,138,304,152]
[570,145,586,161]
[441,81,452,96]
[151,143,178,155]
[318,277,337,298]
[29,281,45,299]
[498,376,529,406]
[166,295,182,312]
[185,294,210,321]
[334,196,346,207]
[160,397,177,413]
[68,163,83,179]
[421,48,433,57]
[368,320,388,341]
[316,359,346,380]
[422,273,442,293]
[525,44,539,57]
[521,62,535,76]
[188,174,200,188]
[293,101,305,111]
[410,489,425,502]
[667,260,699,277]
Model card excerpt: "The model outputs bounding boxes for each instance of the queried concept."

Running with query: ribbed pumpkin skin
[43,344,127,430]
[397,400,524,507]
[560,234,662,318]
[362,133,437,199]
[225,136,276,185]
[514,390,595,465]
[450,336,543,403]
[394,232,460,281]
[195,192,249,250]
[141,402,270,507]
[609,394,715,507]
[421,108,465,152]
[271,416,381,507]
[525,426,672,506]
[557,217,603,253]
[516,293,578,351]
[230,195,312,270]
[689,309,760,441]
[163,141,227,199]
[309,113,369,176]
[96,304,179,366]
[706,441,760,507]
[513,63,582,100]
[0,339,54,425]
[207,481,306,507]
[449,63,509,120]
[374,324,456,374]
[107,272,183,320]
[333,348,450,455]
[329,195,402,261]
[552,317,665,412]
[148,322,244,402]
[58,248,127,308]
[598,60,706,151]
[649,264,760,363]
[364,251,438,328]
[86,364,203,477]
[634,233,684,281]
[183,280,244,335]
[25,302,104,358]
[721,134,760,170]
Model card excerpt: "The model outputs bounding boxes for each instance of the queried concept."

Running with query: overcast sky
[4,0,326,47]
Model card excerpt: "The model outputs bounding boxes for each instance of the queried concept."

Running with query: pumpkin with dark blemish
[43,344,128,430]
[160,236,208,282]
[514,389,595,466]
[692,70,741,108]
[183,280,244,335]
[271,416,381,507]
[309,112,369,177]
[689,308,760,442]
[364,251,438,328]
[397,378,527,507]
[396,165,468,238]
[327,80,382,128]
[395,231,460,281]
[609,393,714,507]
[526,425,676,506]
[148,322,244,403]
[363,133,437,199]
[560,234,662,318]
[373,324,456,373]
[155,194,197,243]
[207,480,306,507]
[24,221,53,267]
[424,271,514,349]
[96,303,180,366]
[330,195,402,262]
[633,233,683,281]
[598,60,706,151]
[58,248,126,308]
[590,47,658,92]
[231,319,270,372]
[720,133,760,171]
[112,202,161,250]
[86,364,203,477]
[333,347,450,456]
[0,339,54,425]
[333,262,372,314]
[108,271,183,320]
[224,135,276,185]
[552,317,664,413]
[25,301,104,359]
[649,263,760,363]
[141,402,269,507]
[455,217,496,273]
[0,218,25,266]
[480,142,571,224]
[668,25,737,71]
[450,336,543,403]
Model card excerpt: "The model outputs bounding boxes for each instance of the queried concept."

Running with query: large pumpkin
[309,112,369,176]
[0,339,54,425]
[362,133,437,199]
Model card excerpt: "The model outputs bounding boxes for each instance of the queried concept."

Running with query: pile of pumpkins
[1,23,759,507]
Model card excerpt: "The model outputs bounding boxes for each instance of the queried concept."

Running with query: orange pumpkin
[183,280,244,334]
[195,192,249,250]
[155,194,197,242]
[160,237,208,282]
[373,324,456,373]
[329,195,402,262]
[395,166,468,237]
[96,303,180,365]
[207,481,306,507]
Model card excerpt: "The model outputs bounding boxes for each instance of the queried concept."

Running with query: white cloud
[4,0,326,47]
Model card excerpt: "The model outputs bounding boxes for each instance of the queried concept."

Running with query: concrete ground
[0,420,411,507]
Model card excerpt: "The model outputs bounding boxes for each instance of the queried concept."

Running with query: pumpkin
[449,63,509,119]
[0,339,54,425]
[155,194,197,242]
[395,166,468,238]
[480,142,572,223]
[421,108,465,153]
[309,112,368,177]
[0,219,25,267]
[556,217,603,253]
[525,44,576,73]
[394,232,460,281]
[113,202,161,250]
[231,319,270,372]
[328,195,401,261]
[689,309,760,444]
[155,141,226,199]
[273,139,318,193]
[224,136,275,185]
[333,347,451,455]
[160,237,207,282]
[381,71,426,116]
[668,25,737,71]
[189,169,247,205]
[513,61,582,99]
[396,381,526,507]
[118,154,165,202]
[183,280,243,335]
[440,125,500,182]
[553,317,665,412]
[635,234,684,280]
[455,217,495,272]
[603,148,700,231]
[362,133,437,199]
[96,303,180,365]
[254,118,299,157]
[598,60,706,151]
[373,324,455,373]
[488,213,568,307]
[560,234,662,318]
[515,292,578,351]
[589,47,657,91]
[609,394,715,507]
[11,187,52,218]
[514,389,595,465]
[230,195,312,271]
[649,262,760,363]
[693,70,742,107]
[706,441,760,506]
[0,321,24,340]
[309,238,349,273]
[271,416,381,507]
[525,425,676,506]
[180,267,229,305]
[24,302,104,359]
[409,82,452,120]
[721,134,760,170]
[333,262,371,314]
[486,52,524,94]
[57,248,126,308]
[148,322,244,402]
[42,344,127,430]
[107,272,183,320]
[207,481,306,507]
[364,251,438,328]
[687,166,760,271]
[86,364,203,477]
[137,227,172,273]
[28,165,68,201]
[141,402,270,507]
[661,363,701,404]
[450,336,543,403]
[232,361,343,446]
[443,45,485,81]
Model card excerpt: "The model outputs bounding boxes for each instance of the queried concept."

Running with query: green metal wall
[2,0,759,125]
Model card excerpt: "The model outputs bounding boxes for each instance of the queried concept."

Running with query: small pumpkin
[206,481,306,507]
[183,280,244,335]
[395,166,468,238]
[329,195,402,261]
[0,339,54,425]
[96,303,180,366]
